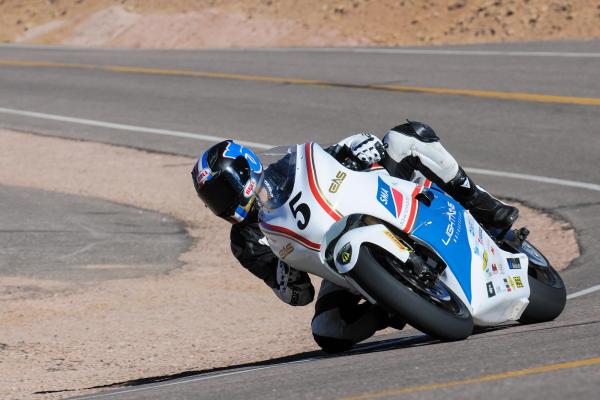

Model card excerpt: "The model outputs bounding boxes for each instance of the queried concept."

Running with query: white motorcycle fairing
[258,143,531,326]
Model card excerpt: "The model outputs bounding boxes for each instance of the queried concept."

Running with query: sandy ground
[1,1,599,48]
[0,129,578,399]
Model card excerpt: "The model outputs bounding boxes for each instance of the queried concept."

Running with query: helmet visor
[198,171,244,217]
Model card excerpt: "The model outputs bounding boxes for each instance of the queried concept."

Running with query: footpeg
[515,227,530,244]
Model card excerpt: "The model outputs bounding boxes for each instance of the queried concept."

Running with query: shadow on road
[41,333,439,394]
[41,319,600,395]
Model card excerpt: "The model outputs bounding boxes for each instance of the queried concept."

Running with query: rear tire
[499,235,567,323]
[348,245,473,341]
[519,263,566,323]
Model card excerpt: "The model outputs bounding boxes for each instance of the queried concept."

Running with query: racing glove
[273,260,315,306]
[338,133,386,165]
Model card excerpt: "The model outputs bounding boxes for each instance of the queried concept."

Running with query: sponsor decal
[384,230,408,251]
[197,168,212,185]
[477,226,484,244]
[490,246,496,255]
[328,171,347,193]
[243,178,257,198]
[507,276,516,289]
[278,243,294,260]
[486,281,496,298]
[482,250,492,277]
[508,257,522,269]
[337,243,353,265]
[491,263,498,273]
[376,177,405,218]
[377,177,396,216]
[474,245,480,255]
[513,276,524,288]
[467,218,475,236]
[341,252,351,263]
[442,201,458,246]
[504,278,512,293]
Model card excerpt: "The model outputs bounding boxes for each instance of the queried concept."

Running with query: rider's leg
[311,280,397,353]
[382,121,518,230]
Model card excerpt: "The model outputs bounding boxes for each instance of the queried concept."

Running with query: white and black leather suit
[230,121,518,353]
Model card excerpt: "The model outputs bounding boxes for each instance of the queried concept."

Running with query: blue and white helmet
[191,140,263,223]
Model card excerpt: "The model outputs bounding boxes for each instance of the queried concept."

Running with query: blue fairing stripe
[410,191,473,303]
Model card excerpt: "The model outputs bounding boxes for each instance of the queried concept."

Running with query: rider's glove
[339,133,386,165]
[273,260,315,306]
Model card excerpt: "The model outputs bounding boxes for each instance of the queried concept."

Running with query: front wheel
[348,245,473,341]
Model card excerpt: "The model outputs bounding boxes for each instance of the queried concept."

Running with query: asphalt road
[0,41,599,399]
[0,185,190,282]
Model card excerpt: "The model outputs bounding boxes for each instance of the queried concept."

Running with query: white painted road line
[2,44,600,58]
[72,358,317,399]
[347,48,600,58]
[2,106,600,192]
[465,167,600,192]
[0,106,272,150]
[567,285,600,300]
[252,48,600,59]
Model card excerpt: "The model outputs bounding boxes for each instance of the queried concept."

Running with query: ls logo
[222,141,263,173]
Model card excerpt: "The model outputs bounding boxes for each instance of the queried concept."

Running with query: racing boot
[444,167,519,231]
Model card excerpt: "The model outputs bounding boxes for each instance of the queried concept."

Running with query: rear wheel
[348,245,473,341]
[500,234,566,323]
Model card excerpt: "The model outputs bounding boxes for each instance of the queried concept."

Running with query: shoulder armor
[390,120,439,143]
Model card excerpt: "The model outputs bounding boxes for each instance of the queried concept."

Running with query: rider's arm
[326,133,386,170]
[230,221,278,288]
[230,222,315,306]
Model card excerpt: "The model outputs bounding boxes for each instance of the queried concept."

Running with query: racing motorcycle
[256,142,567,340]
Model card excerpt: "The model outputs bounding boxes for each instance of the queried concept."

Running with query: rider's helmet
[192,140,263,223]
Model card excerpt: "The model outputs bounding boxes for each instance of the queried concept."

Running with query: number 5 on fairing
[289,191,311,230]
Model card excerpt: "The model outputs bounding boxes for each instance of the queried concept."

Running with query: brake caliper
[408,253,438,286]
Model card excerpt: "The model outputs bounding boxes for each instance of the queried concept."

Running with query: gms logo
[376,177,404,217]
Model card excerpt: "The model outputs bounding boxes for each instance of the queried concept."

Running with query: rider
[191,121,518,353]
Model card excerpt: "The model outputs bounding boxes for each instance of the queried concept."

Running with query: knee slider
[312,333,354,354]
[390,120,439,143]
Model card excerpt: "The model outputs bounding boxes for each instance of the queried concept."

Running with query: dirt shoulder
[1,1,599,48]
[0,130,578,399]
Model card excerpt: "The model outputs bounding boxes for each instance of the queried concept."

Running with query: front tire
[348,245,473,341]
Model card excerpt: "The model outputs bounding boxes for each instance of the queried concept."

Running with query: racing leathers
[230,121,518,353]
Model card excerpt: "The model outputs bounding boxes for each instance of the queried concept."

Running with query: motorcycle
[256,142,567,340]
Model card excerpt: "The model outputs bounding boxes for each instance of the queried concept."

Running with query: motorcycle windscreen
[256,150,297,210]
